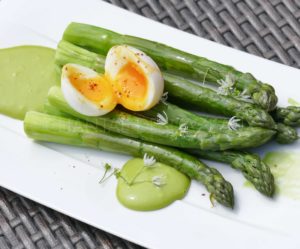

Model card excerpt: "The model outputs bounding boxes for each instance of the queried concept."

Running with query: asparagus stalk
[48,86,275,150]
[191,150,274,197]
[55,40,275,129]
[134,101,232,132]
[137,101,298,144]
[47,91,295,145]
[275,123,299,144]
[24,111,234,207]
[273,106,300,127]
[55,40,105,74]
[62,22,278,111]
[44,100,71,118]
[163,73,275,129]
[43,101,277,196]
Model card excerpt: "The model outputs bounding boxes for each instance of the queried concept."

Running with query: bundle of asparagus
[63,23,278,111]
[24,23,300,208]
[25,111,234,207]
[55,40,298,144]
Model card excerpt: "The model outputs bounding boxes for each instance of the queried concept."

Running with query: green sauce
[288,98,300,106]
[264,151,300,200]
[116,158,190,211]
[0,46,59,120]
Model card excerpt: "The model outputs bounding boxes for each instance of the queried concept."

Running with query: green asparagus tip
[232,154,275,197]
[275,123,299,144]
[205,169,234,208]
[194,150,275,198]
[252,83,278,111]
[273,106,300,127]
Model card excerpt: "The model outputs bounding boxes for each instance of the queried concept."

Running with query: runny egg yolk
[114,62,148,111]
[63,45,164,116]
[67,66,116,110]
[67,63,148,112]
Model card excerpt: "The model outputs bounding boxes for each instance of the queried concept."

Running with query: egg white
[61,63,116,116]
[105,45,164,111]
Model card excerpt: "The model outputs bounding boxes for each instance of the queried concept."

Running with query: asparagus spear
[44,100,71,118]
[134,101,232,132]
[273,106,300,127]
[55,40,105,74]
[55,40,275,129]
[48,86,275,150]
[24,111,234,207]
[137,101,298,144]
[47,92,295,145]
[275,123,299,144]
[62,22,278,111]
[191,150,274,197]
[163,73,275,129]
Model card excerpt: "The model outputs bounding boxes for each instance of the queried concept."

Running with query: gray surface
[106,0,300,67]
[1,0,300,248]
[0,188,140,249]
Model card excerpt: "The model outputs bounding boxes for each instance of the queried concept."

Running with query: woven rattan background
[0,188,140,248]
[1,0,300,248]
[106,0,300,68]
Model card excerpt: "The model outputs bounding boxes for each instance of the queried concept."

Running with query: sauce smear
[264,151,300,200]
[0,46,59,119]
[116,158,190,211]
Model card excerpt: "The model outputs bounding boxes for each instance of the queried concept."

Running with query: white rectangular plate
[0,0,299,248]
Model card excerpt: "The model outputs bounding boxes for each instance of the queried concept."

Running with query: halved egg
[61,63,117,116]
[105,45,164,111]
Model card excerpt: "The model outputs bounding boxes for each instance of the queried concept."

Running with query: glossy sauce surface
[0,46,59,119]
[116,158,190,211]
[264,151,300,200]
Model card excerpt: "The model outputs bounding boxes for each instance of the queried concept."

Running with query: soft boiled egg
[61,45,164,116]
[105,45,164,111]
[61,63,117,116]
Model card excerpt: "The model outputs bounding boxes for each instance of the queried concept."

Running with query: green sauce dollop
[116,158,190,211]
[288,98,300,106]
[264,151,300,200]
[0,46,59,120]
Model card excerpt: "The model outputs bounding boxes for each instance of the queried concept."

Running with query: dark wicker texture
[0,188,141,249]
[106,0,300,68]
[1,0,300,248]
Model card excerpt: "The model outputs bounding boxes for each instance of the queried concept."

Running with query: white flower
[179,123,188,134]
[152,175,166,187]
[156,111,168,125]
[216,85,228,95]
[240,89,251,99]
[224,74,235,86]
[202,68,209,85]
[236,89,251,101]
[143,153,156,167]
[228,116,241,131]
[160,92,168,104]
[217,74,235,96]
